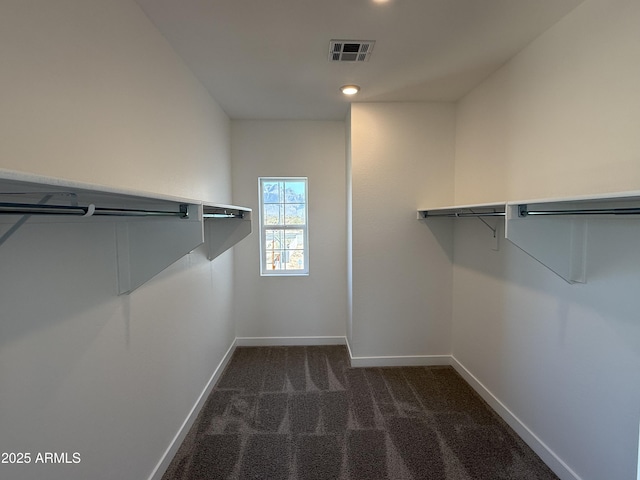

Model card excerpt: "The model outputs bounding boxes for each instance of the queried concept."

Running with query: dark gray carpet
[162,345,558,480]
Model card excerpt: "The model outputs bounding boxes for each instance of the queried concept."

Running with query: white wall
[455,0,640,204]
[231,120,347,340]
[0,0,230,202]
[349,103,455,359]
[0,1,235,479]
[453,0,640,478]
[453,218,640,480]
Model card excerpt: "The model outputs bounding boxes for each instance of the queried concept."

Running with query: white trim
[637,419,640,480]
[349,353,451,368]
[345,336,355,360]
[345,337,449,367]
[450,356,582,480]
[235,336,346,347]
[148,339,237,480]
[345,337,449,368]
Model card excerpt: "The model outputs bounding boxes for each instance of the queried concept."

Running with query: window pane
[284,249,305,270]
[284,204,305,225]
[264,204,284,225]
[265,229,283,249]
[284,229,304,249]
[286,230,305,270]
[263,181,283,204]
[284,181,305,203]
[266,250,284,271]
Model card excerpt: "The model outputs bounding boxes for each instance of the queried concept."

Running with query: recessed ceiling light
[341,85,360,95]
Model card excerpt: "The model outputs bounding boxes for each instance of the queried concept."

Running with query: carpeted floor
[161,345,559,480]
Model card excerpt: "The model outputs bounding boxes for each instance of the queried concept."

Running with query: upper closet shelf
[0,169,252,294]
[417,202,505,219]
[418,191,640,284]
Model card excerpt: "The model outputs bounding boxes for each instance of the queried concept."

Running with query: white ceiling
[134,0,584,120]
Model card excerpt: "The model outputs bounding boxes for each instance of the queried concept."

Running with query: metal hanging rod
[202,207,245,219]
[203,213,245,219]
[519,205,640,217]
[0,202,190,218]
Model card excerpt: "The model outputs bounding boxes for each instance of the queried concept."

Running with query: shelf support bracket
[0,193,54,246]
[470,210,498,238]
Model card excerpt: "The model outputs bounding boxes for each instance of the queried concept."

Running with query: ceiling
[134,0,584,120]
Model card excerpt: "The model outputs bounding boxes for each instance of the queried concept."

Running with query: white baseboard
[450,356,582,480]
[236,337,448,367]
[235,336,347,346]
[349,353,451,368]
[148,338,237,480]
[345,338,450,367]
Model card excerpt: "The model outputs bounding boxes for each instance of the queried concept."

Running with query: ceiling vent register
[329,40,375,62]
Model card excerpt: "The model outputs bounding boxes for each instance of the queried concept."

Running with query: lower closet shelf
[418,191,640,284]
[0,169,252,294]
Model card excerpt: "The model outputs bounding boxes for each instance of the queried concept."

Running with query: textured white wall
[349,103,455,358]
[0,1,234,479]
[453,0,640,478]
[231,120,347,339]
[453,219,640,480]
[0,0,230,203]
[455,0,640,205]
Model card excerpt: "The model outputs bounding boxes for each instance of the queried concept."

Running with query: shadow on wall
[449,216,640,355]
[0,221,122,349]
[0,220,128,436]
[0,216,218,414]
[0,217,213,348]
[418,217,454,263]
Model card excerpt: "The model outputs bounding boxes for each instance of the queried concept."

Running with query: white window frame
[258,177,309,276]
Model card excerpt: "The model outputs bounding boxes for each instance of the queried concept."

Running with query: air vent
[329,40,375,62]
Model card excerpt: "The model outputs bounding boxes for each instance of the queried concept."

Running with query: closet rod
[0,202,189,218]
[423,211,506,218]
[203,213,244,219]
[519,205,640,217]
[202,207,245,219]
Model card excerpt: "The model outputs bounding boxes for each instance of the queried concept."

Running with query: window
[259,177,309,276]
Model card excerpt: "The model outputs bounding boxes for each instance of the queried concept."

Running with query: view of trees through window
[260,178,308,274]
